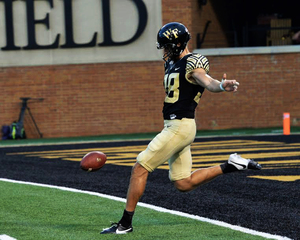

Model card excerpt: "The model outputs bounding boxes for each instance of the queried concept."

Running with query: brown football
[80,151,107,172]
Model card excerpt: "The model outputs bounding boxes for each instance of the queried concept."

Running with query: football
[80,151,107,172]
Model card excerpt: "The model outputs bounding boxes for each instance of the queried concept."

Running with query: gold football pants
[137,118,196,181]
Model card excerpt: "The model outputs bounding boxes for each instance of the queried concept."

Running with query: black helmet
[156,22,191,60]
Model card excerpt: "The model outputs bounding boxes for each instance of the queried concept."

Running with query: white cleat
[228,153,262,170]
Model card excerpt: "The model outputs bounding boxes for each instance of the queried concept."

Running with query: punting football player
[101,22,262,234]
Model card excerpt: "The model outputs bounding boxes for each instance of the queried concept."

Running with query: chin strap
[162,51,172,62]
[162,49,185,62]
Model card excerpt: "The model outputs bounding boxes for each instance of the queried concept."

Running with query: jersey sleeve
[185,54,210,76]
[185,54,210,85]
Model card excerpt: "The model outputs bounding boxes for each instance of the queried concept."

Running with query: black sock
[220,162,237,174]
[119,210,134,227]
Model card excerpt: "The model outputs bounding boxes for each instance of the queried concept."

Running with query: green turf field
[0,180,267,240]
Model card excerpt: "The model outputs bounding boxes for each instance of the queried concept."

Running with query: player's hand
[221,73,239,92]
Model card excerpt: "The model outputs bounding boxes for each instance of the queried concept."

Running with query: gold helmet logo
[162,28,179,39]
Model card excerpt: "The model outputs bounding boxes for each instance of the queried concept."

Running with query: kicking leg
[173,153,261,192]
[169,145,223,192]
[174,165,223,192]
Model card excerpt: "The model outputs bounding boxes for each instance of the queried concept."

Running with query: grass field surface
[0,179,275,240]
[0,134,298,240]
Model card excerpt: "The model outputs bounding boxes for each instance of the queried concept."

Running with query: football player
[101,22,261,234]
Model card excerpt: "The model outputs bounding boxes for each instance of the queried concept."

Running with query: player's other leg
[100,222,133,234]
[100,162,149,234]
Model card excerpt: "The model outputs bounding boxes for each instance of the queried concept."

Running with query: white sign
[0,0,162,67]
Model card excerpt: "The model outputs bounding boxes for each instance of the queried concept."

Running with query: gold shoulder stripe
[186,54,210,74]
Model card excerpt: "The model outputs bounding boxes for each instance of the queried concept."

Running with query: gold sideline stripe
[9,139,297,156]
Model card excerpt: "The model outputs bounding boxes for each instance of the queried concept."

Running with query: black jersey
[163,53,210,120]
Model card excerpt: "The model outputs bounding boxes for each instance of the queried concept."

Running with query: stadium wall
[1,0,299,139]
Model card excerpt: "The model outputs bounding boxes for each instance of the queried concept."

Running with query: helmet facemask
[161,43,186,61]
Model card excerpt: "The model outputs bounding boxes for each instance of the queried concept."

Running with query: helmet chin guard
[156,22,191,60]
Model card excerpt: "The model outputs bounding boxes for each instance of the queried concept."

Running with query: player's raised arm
[190,68,239,93]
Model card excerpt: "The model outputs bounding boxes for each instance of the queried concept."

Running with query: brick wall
[1,0,299,139]
[195,53,300,130]
[0,62,165,138]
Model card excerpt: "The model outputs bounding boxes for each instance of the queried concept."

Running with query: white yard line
[0,234,17,240]
[0,178,291,240]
